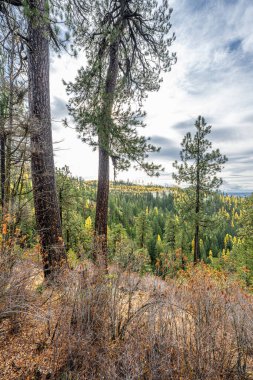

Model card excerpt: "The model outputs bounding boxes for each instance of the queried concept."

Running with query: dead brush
[0,251,32,334]
[51,268,117,379]
[50,266,253,380]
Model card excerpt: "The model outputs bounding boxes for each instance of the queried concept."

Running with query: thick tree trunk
[94,39,120,269]
[27,0,66,278]
[94,1,127,268]
[94,144,110,268]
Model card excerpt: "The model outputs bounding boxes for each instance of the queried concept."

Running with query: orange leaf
[2,223,7,235]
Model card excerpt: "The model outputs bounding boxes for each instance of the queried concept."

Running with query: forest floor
[1,257,253,380]
[0,258,165,380]
[0,260,61,379]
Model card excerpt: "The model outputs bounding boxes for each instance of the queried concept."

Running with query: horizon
[55,173,253,196]
[51,0,253,193]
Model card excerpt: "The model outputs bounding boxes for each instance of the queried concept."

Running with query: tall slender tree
[66,0,176,267]
[173,116,227,263]
[0,0,66,277]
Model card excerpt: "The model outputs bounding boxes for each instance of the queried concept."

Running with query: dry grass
[1,261,253,379]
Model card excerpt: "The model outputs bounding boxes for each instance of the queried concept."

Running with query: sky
[50,0,253,192]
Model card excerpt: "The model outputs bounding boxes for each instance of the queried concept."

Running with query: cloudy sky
[50,0,253,192]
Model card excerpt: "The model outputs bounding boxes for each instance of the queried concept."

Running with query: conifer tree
[0,0,67,277]
[66,0,176,267]
[135,211,152,249]
[164,214,176,253]
[173,116,227,263]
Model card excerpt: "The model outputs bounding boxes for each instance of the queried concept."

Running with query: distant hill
[226,192,252,197]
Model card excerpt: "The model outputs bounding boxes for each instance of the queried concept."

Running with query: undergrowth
[1,262,253,379]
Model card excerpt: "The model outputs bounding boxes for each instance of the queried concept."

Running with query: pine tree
[0,0,67,278]
[135,211,152,249]
[164,214,176,253]
[173,116,227,263]
[66,0,176,268]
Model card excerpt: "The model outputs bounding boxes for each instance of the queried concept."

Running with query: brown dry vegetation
[1,257,253,380]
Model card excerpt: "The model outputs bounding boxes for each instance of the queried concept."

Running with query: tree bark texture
[94,39,120,269]
[27,0,66,277]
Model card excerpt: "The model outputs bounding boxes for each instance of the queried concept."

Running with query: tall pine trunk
[94,144,110,268]
[194,131,200,263]
[27,0,66,277]
[194,185,200,263]
[94,40,120,269]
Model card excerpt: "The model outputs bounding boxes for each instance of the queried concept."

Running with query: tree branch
[0,0,23,6]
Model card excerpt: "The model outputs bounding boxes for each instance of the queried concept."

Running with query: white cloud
[50,0,253,191]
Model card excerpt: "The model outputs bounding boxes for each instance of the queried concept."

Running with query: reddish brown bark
[94,39,120,269]
[27,0,66,277]
[0,0,66,277]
